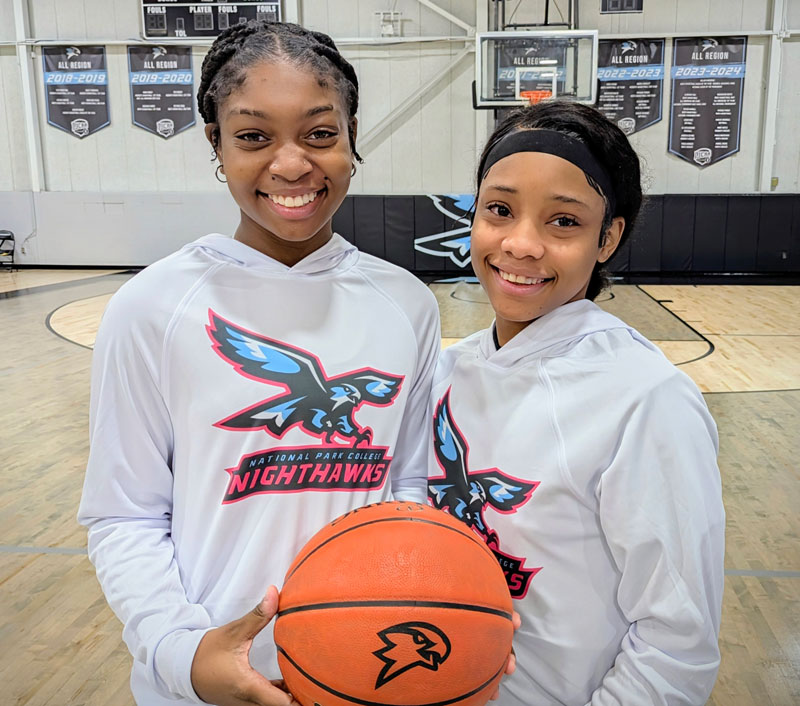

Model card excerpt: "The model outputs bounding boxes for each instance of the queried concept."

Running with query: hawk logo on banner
[65,46,81,61]
[413,195,474,268]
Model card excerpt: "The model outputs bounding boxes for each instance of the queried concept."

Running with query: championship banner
[42,46,110,139]
[596,39,664,135]
[128,46,195,139]
[669,37,747,167]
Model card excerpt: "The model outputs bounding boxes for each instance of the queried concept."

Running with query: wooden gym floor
[1,269,798,705]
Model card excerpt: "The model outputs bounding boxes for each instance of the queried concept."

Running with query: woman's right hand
[191,585,300,706]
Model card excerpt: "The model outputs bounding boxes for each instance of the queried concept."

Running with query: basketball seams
[277,599,513,621]
[276,645,507,706]
[284,515,497,586]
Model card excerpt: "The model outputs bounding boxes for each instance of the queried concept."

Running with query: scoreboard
[600,0,643,12]
[142,2,281,40]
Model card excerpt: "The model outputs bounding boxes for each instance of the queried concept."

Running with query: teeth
[268,191,318,208]
[498,269,546,285]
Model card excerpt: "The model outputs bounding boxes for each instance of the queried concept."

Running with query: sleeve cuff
[153,627,216,702]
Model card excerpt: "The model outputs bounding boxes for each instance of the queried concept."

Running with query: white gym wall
[0,0,798,264]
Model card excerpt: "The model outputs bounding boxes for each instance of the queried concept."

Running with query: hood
[477,298,658,367]
[185,233,359,276]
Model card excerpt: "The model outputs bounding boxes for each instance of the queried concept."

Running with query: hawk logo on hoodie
[428,389,541,598]
[207,310,404,503]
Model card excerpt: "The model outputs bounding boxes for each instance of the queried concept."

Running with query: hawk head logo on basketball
[373,622,451,688]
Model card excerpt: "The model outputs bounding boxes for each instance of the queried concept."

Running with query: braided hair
[198,21,362,163]
[476,101,642,300]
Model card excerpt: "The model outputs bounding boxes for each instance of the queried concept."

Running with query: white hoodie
[427,299,724,706]
[78,233,440,704]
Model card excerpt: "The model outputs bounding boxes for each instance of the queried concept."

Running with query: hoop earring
[215,164,227,183]
[350,163,357,177]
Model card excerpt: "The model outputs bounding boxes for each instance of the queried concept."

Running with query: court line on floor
[0,545,86,555]
[0,545,798,578]
[635,286,715,365]
[705,388,799,395]
[0,271,135,300]
[44,296,101,351]
[724,569,800,578]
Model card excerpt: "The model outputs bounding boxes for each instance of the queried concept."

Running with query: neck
[234,215,333,267]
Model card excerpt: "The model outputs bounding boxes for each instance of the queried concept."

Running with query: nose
[501,219,546,260]
[268,141,313,182]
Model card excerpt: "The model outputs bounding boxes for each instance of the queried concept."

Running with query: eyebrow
[230,108,267,119]
[483,184,590,208]
[306,104,334,117]
[228,105,335,119]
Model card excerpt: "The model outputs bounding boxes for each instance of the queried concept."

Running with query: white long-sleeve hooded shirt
[427,299,724,706]
[78,233,440,705]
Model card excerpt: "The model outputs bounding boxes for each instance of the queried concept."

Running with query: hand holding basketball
[191,585,300,706]
[275,502,515,706]
[490,635,519,701]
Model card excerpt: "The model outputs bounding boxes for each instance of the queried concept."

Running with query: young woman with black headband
[427,101,725,705]
[78,21,443,706]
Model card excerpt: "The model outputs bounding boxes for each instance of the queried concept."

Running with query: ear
[598,217,625,263]
[204,123,222,161]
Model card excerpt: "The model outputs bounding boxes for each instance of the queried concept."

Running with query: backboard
[474,30,599,109]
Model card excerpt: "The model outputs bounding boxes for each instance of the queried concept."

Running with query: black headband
[480,129,616,215]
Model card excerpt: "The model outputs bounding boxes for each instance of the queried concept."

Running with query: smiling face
[207,60,354,266]
[471,150,624,346]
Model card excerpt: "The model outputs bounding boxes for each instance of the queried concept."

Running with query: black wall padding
[384,197,416,270]
[331,194,798,277]
[724,196,760,271]
[661,195,695,272]
[629,196,664,272]
[757,194,795,272]
[693,196,729,271]
[353,196,385,258]
[331,197,355,245]
[792,196,800,273]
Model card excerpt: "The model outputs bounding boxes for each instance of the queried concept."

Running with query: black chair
[0,230,15,270]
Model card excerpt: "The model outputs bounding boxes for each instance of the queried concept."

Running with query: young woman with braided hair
[79,21,442,706]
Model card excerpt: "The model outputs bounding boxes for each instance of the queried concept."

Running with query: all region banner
[596,39,664,135]
[42,46,110,139]
[128,46,195,138]
[495,39,568,99]
[669,37,747,167]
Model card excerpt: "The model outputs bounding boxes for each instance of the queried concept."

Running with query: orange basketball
[274,501,514,706]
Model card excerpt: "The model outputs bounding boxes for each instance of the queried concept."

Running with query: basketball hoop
[520,89,553,105]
